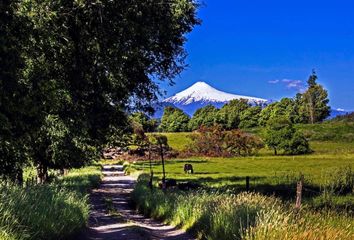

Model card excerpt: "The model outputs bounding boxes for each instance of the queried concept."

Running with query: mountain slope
[163,81,268,105]
[153,82,268,117]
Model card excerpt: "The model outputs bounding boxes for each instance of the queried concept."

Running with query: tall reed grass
[132,174,354,240]
[0,165,101,240]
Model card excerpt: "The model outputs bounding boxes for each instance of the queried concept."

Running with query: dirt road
[82,165,194,240]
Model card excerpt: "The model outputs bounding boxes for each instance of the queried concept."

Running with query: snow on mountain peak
[163,82,268,105]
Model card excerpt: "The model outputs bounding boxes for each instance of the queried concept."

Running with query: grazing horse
[184,164,194,174]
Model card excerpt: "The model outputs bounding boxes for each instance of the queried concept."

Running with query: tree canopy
[189,105,219,130]
[218,99,250,130]
[264,117,310,155]
[159,107,190,132]
[0,0,200,182]
[300,70,330,124]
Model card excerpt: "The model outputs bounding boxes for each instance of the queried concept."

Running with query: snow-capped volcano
[163,81,268,105]
[151,82,270,117]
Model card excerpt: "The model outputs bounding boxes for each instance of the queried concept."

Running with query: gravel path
[82,165,194,240]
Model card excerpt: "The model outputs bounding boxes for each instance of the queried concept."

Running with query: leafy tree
[189,105,219,131]
[129,112,158,133]
[264,117,294,155]
[0,0,31,182]
[259,98,299,126]
[0,0,199,182]
[258,102,277,126]
[285,131,311,155]
[300,70,330,124]
[159,107,190,132]
[264,117,310,155]
[218,99,250,129]
[239,106,262,129]
[293,93,308,124]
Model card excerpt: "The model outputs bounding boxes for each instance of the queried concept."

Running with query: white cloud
[268,79,305,92]
[268,80,280,84]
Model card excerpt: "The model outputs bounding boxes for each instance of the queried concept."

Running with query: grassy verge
[0,164,101,240]
[132,174,354,240]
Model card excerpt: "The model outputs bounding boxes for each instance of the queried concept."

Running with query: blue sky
[159,0,354,110]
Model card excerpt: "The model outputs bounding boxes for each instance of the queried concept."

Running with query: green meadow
[131,122,354,239]
[135,122,354,208]
[138,137,354,188]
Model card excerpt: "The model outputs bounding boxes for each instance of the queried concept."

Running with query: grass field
[132,123,354,239]
[134,138,354,186]
[0,164,101,240]
[135,125,354,206]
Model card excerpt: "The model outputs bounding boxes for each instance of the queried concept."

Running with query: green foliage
[189,105,219,130]
[239,106,262,129]
[286,131,311,155]
[37,115,98,169]
[263,117,311,155]
[0,165,101,240]
[0,0,31,181]
[300,70,330,124]
[187,125,263,157]
[129,112,158,133]
[259,98,300,126]
[159,107,190,132]
[218,99,250,129]
[0,0,199,180]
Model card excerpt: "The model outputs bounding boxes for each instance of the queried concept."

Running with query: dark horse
[184,164,194,174]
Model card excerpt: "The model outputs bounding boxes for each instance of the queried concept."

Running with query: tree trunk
[274,148,277,155]
[160,144,166,187]
[148,145,153,190]
[308,96,314,124]
[37,163,48,184]
[15,168,23,186]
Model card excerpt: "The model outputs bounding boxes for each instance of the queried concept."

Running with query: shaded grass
[0,164,101,240]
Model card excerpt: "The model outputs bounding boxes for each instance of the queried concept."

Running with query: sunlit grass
[132,174,354,240]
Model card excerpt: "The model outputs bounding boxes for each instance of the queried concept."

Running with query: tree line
[158,71,330,132]
[0,0,199,183]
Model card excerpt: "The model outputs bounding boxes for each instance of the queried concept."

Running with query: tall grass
[132,174,354,240]
[0,165,101,240]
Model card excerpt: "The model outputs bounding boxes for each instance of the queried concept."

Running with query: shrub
[187,125,263,157]
[285,131,311,155]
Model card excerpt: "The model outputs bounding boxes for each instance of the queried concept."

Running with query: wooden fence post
[246,176,250,191]
[295,175,304,209]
